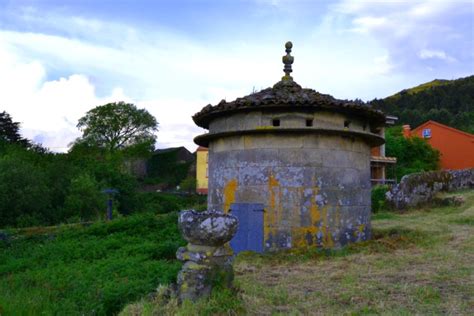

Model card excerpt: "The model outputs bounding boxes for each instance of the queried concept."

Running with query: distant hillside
[371,75,474,134]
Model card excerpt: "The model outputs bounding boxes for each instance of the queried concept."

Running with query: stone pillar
[176,210,238,302]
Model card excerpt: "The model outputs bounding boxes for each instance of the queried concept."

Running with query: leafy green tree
[385,126,440,181]
[180,176,197,193]
[0,111,30,147]
[67,147,140,216]
[75,102,158,154]
[64,173,107,221]
[0,153,52,227]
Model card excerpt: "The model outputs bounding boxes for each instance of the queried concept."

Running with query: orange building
[404,120,474,170]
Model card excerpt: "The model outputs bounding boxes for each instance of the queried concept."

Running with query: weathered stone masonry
[193,42,387,251]
[387,168,474,209]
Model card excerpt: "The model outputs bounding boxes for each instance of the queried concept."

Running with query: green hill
[371,75,474,133]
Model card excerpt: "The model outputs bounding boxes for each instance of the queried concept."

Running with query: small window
[306,119,313,127]
[344,120,351,128]
[422,128,431,138]
[272,119,280,127]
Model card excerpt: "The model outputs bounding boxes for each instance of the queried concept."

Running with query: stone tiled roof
[193,80,386,129]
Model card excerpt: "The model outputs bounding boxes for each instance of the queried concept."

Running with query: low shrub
[136,192,207,214]
[371,185,389,213]
[0,213,185,315]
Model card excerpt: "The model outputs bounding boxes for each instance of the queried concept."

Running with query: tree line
[0,102,159,228]
[371,75,474,134]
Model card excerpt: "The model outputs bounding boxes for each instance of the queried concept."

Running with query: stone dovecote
[193,42,387,251]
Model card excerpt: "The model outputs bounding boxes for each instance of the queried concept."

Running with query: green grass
[231,190,474,315]
[4,191,474,315]
[122,191,474,315]
[450,216,474,226]
[120,286,245,316]
[0,213,185,315]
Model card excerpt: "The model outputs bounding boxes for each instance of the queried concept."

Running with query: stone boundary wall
[386,168,474,209]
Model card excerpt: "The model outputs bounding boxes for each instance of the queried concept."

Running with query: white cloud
[0,46,124,151]
[329,0,471,76]
[372,55,394,75]
[418,49,456,62]
[0,10,291,152]
[0,35,238,152]
[352,16,388,33]
[0,1,471,153]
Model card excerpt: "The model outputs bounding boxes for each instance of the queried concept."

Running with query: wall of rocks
[386,168,474,209]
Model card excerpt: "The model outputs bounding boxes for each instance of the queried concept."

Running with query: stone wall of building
[208,110,370,133]
[207,131,372,251]
[386,168,474,209]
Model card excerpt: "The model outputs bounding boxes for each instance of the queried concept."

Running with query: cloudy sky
[0,0,472,152]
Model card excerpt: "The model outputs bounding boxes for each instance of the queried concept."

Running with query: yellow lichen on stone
[223,179,238,213]
[265,175,281,247]
[243,136,253,148]
[291,186,322,247]
[321,207,334,248]
[354,224,365,239]
[310,187,321,225]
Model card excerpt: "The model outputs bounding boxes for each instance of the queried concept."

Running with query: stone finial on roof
[282,41,294,81]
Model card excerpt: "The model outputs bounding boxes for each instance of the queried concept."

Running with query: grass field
[0,213,185,315]
[122,190,474,315]
[2,191,473,315]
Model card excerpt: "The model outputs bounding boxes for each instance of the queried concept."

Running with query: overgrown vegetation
[135,192,206,214]
[0,141,142,227]
[371,75,474,133]
[2,187,472,315]
[146,148,193,189]
[371,184,389,213]
[120,286,245,316]
[0,109,201,228]
[0,213,185,315]
[385,126,440,181]
[120,191,474,315]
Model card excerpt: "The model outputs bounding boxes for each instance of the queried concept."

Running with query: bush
[385,127,440,181]
[63,174,107,221]
[371,185,389,213]
[136,192,207,214]
[0,153,52,227]
[0,213,185,315]
[180,176,197,193]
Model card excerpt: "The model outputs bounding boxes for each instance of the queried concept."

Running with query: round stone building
[193,42,386,252]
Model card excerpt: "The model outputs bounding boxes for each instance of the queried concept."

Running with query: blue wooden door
[229,203,264,254]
